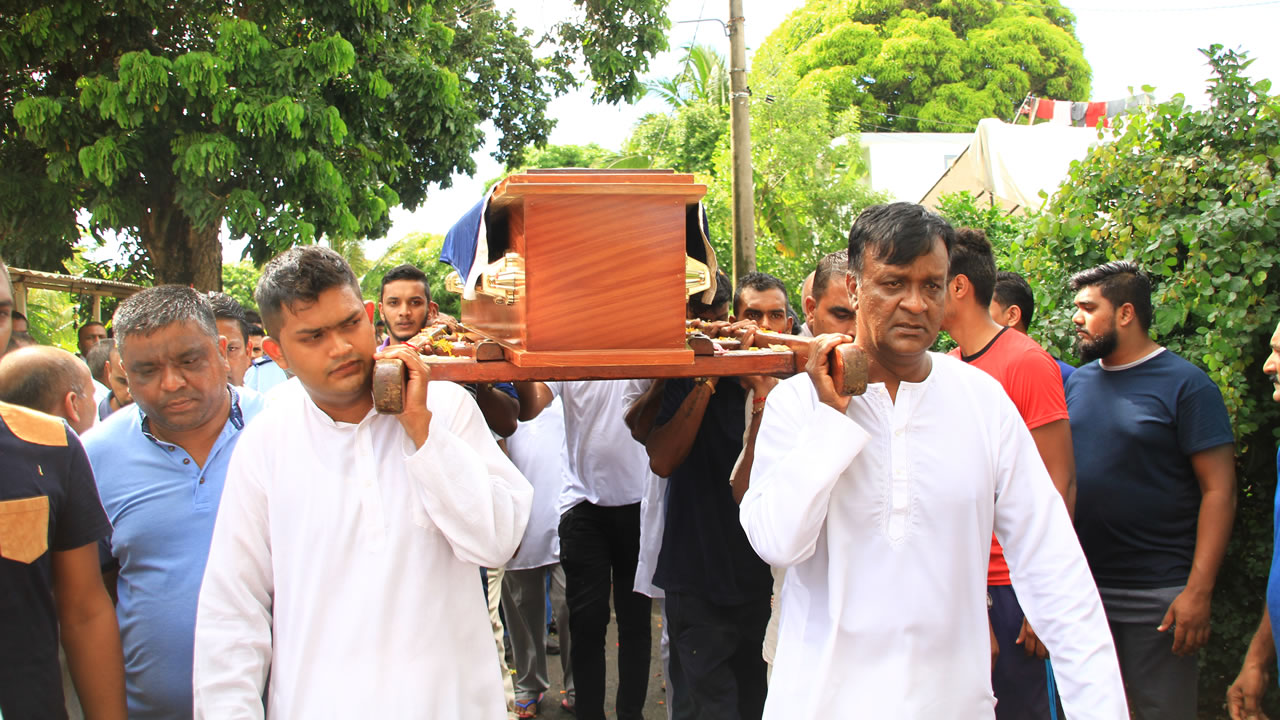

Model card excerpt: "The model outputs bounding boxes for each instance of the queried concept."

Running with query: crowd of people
[0,199,1277,720]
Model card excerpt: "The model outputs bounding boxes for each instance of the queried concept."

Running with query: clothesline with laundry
[1014,93,1155,127]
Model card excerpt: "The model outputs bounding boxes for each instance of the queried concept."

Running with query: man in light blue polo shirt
[83,286,265,720]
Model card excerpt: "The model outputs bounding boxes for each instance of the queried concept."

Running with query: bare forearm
[475,385,519,437]
[1245,607,1276,669]
[514,381,552,421]
[61,599,126,720]
[732,411,763,504]
[625,379,667,443]
[647,384,712,477]
[1187,487,1236,594]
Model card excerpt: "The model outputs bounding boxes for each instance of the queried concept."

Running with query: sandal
[515,693,543,718]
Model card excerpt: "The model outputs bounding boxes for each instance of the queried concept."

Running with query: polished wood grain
[417,352,799,384]
[462,169,706,365]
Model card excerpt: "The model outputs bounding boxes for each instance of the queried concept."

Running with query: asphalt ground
[519,603,667,719]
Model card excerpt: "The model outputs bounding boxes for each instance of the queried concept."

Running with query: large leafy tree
[0,0,670,289]
[762,0,1091,132]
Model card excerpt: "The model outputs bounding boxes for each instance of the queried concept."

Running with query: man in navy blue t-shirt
[1226,318,1280,719]
[643,273,789,719]
[1066,261,1236,720]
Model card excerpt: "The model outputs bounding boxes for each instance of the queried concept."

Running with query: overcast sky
[206,0,1280,263]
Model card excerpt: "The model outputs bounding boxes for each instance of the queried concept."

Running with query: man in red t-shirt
[941,229,1078,719]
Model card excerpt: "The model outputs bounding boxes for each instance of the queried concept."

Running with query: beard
[1075,326,1118,363]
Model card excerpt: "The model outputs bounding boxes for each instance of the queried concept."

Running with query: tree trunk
[139,197,222,291]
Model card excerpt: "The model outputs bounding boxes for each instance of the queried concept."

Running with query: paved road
[522,603,668,719]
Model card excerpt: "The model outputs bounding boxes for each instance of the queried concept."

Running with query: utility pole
[727,0,756,284]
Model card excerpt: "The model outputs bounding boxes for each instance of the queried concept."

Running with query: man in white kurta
[739,202,1126,719]
[193,246,533,718]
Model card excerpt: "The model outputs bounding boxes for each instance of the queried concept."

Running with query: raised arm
[407,382,533,568]
[514,381,554,421]
[646,378,715,478]
[473,383,520,438]
[193,450,275,720]
[624,378,666,443]
[738,376,868,567]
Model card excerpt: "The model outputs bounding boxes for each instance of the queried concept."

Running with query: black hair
[84,337,116,384]
[256,246,361,338]
[113,286,219,356]
[0,347,90,415]
[689,270,732,316]
[993,271,1036,330]
[1069,261,1153,331]
[206,292,250,344]
[946,227,996,306]
[812,249,850,299]
[248,324,266,339]
[11,311,25,323]
[379,264,431,303]
[733,272,788,315]
[847,202,954,278]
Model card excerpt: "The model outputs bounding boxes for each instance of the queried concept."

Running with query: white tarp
[920,118,1110,214]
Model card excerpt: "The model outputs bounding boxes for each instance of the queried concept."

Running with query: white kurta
[193,381,533,719]
[740,354,1126,719]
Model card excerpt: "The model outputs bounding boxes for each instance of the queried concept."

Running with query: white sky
[198,0,1280,262]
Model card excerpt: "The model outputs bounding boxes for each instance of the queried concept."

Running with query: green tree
[705,60,886,304]
[360,232,459,319]
[221,260,262,314]
[1012,47,1280,714]
[760,0,1091,132]
[646,43,730,109]
[0,0,671,290]
[619,43,884,304]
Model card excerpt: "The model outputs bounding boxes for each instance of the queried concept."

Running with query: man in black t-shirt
[1067,261,1236,719]
[643,273,789,719]
[0,257,126,720]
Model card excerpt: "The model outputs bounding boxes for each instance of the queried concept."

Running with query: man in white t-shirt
[518,379,653,720]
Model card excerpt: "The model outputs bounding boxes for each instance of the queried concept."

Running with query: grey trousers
[502,564,574,704]
[1110,619,1198,720]
[1100,585,1198,720]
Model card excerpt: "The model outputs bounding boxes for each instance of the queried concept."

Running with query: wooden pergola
[7,267,146,322]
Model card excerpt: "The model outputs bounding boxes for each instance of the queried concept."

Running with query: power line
[651,0,709,163]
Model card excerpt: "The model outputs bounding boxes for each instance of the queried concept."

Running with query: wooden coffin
[460,169,707,367]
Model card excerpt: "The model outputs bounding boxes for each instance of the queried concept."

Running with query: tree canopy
[0,0,670,289]
[760,0,1091,132]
